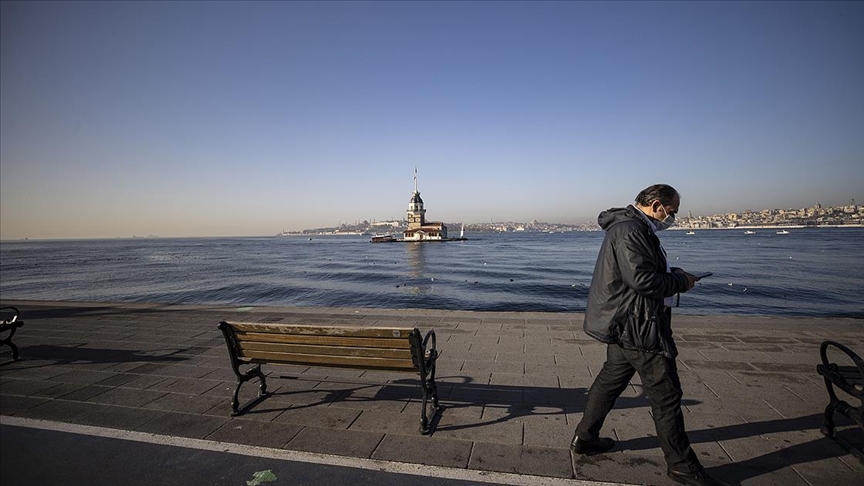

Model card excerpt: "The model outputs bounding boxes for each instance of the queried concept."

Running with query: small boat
[744,230,756,235]
[460,224,465,239]
[370,234,397,243]
[685,231,696,235]
[776,230,789,235]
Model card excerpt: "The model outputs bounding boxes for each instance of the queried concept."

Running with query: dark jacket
[583,205,690,358]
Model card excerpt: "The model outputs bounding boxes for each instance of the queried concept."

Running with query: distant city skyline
[2,2,862,239]
[294,199,862,234]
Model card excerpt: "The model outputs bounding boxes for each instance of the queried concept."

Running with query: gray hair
[635,184,680,206]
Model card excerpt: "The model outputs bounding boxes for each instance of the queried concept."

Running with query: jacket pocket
[623,297,660,352]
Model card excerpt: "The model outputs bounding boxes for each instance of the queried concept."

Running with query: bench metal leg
[821,402,837,437]
[820,378,840,437]
[0,323,22,362]
[413,330,443,434]
[419,362,441,435]
[1,337,20,361]
[230,364,272,416]
[824,397,864,463]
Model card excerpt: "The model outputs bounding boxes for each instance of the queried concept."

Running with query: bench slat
[241,350,417,371]
[227,322,414,339]
[238,341,413,360]
[837,366,864,381]
[235,331,412,349]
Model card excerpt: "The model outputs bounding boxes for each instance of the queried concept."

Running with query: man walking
[571,184,728,486]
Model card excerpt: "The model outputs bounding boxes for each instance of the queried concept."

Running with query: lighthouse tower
[407,167,426,230]
[402,168,447,241]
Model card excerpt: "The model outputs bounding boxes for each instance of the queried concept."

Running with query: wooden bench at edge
[0,306,24,363]
[218,321,440,434]
[816,340,864,461]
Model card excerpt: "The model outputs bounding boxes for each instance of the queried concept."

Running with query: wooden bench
[816,340,864,460]
[0,306,24,363]
[218,321,441,434]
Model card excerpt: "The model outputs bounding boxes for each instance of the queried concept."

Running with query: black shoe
[667,468,729,486]
[570,436,615,455]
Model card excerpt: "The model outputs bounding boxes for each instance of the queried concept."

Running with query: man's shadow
[619,413,862,483]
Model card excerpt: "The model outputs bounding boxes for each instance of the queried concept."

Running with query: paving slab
[273,404,361,429]
[141,391,226,415]
[0,395,51,416]
[51,384,114,402]
[352,405,430,433]
[519,409,574,448]
[133,410,229,439]
[0,378,65,397]
[469,441,574,478]
[573,452,669,485]
[371,433,473,468]
[205,418,303,448]
[146,376,222,395]
[286,425,384,457]
[17,399,101,423]
[86,387,167,408]
[73,403,167,430]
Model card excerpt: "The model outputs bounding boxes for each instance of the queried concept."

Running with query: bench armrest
[819,340,864,398]
[1,306,21,325]
[422,329,437,362]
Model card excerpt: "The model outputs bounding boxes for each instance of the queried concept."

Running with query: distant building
[403,168,448,241]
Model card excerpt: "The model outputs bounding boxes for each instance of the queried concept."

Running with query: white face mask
[654,205,675,231]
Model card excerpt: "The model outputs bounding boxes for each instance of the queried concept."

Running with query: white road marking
[1,415,631,486]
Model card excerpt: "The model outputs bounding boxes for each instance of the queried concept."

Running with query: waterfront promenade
[1,300,862,485]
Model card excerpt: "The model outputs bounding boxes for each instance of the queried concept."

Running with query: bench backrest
[219,321,422,372]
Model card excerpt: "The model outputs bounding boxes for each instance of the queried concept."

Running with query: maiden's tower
[403,168,448,241]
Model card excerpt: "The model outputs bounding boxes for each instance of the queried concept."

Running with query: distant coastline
[669,224,863,231]
[290,201,862,235]
[677,201,860,230]
[284,223,864,237]
[3,204,860,242]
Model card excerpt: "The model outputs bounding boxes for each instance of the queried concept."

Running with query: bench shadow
[232,374,427,414]
[430,376,700,433]
[233,373,700,436]
[0,343,189,369]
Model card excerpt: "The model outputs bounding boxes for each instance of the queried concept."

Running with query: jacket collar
[630,205,658,233]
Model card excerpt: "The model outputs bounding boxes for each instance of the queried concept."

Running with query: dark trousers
[574,343,701,473]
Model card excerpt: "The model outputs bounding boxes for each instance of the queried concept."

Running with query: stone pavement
[1,300,862,485]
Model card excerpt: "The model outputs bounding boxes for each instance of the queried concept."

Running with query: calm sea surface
[1,228,862,317]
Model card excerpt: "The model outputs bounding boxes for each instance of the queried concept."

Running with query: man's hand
[674,269,697,292]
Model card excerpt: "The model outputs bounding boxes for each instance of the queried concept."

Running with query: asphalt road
[0,424,492,486]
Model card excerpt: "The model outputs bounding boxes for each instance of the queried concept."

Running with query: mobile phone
[691,272,713,280]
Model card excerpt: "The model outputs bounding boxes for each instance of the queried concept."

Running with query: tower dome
[407,191,426,228]
[409,191,424,207]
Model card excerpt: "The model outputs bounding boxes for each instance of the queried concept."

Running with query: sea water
[1,228,862,317]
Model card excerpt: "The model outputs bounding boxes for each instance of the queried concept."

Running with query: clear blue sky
[1,1,862,239]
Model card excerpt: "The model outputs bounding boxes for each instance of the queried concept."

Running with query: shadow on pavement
[619,413,861,483]
[229,373,701,437]
[0,343,189,369]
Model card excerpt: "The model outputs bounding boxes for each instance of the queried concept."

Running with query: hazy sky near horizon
[1,1,862,239]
